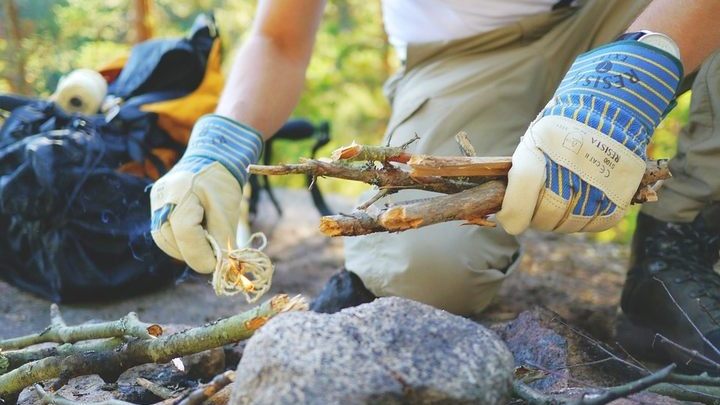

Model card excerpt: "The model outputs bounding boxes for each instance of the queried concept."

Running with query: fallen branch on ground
[0,295,307,402]
[0,304,161,351]
[512,363,676,405]
[178,370,235,405]
[249,137,672,237]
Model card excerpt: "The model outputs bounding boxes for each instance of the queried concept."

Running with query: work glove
[497,35,682,234]
[150,114,263,273]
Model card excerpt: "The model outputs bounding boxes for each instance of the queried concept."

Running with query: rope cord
[206,232,274,303]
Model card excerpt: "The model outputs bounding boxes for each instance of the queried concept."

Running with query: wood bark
[251,141,672,237]
[178,371,235,405]
[249,159,475,194]
[512,364,676,405]
[0,304,161,351]
[0,295,307,401]
[408,155,512,177]
[320,181,505,236]
[317,161,671,237]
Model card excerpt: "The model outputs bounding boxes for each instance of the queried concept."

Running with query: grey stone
[231,297,514,405]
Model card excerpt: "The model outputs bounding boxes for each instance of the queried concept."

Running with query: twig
[252,141,671,236]
[649,382,720,404]
[578,363,675,405]
[248,159,473,195]
[356,189,390,210]
[512,364,676,405]
[455,131,476,157]
[178,370,235,405]
[137,378,175,400]
[408,155,512,177]
[319,180,504,236]
[33,384,134,405]
[331,143,413,163]
[653,276,720,359]
[2,338,125,373]
[652,334,720,372]
[0,295,307,401]
[666,372,720,387]
[0,304,161,350]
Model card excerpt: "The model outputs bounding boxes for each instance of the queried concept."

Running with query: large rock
[231,297,513,404]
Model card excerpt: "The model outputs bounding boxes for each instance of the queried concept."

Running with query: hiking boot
[310,269,377,314]
[617,204,720,373]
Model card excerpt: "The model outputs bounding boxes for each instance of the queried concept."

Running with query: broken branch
[0,304,161,351]
[331,143,413,163]
[0,295,307,401]
[2,338,125,373]
[178,370,235,405]
[320,181,505,236]
[512,363,676,405]
[248,159,474,195]
[408,155,512,177]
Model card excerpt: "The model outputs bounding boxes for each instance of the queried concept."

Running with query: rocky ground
[0,188,652,404]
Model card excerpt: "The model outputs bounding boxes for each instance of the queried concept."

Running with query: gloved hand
[497,35,682,234]
[150,114,263,273]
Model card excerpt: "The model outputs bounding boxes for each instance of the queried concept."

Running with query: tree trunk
[3,0,30,95]
[133,0,153,43]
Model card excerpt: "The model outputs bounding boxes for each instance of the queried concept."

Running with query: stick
[512,363,676,405]
[0,295,307,401]
[320,181,504,236]
[0,304,161,350]
[455,131,476,157]
[2,338,125,373]
[248,159,474,195]
[137,377,175,400]
[250,158,669,203]
[178,371,235,405]
[331,143,413,163]
[409,155,512,177]
[650,383,720,404]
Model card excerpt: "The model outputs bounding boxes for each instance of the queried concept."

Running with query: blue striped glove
[497,35,682,234]
[150,114,263,273]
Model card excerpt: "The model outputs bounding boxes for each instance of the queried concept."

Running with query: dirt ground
[0,189,629,344]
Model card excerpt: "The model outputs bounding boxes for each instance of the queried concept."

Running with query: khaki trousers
[345,0,718,316]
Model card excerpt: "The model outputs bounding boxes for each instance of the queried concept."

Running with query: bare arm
[215,0,326,139]
[628,0,720,73]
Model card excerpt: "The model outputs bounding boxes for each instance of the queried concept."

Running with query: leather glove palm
[150,115,262,273]
[497,38,682,234]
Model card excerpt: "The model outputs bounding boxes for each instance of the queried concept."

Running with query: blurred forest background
[0,0,688,243]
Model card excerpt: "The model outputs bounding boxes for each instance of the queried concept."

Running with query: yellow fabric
[141,39,224,146]
[97,56,129,83]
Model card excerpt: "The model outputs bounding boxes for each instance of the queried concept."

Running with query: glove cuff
[178,114,264,185]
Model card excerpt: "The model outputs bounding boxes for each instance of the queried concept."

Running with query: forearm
[628,0,720,73]
[214,0,325,139]
[216,36,310,139]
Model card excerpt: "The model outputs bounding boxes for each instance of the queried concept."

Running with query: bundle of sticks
[249,133,670,237]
